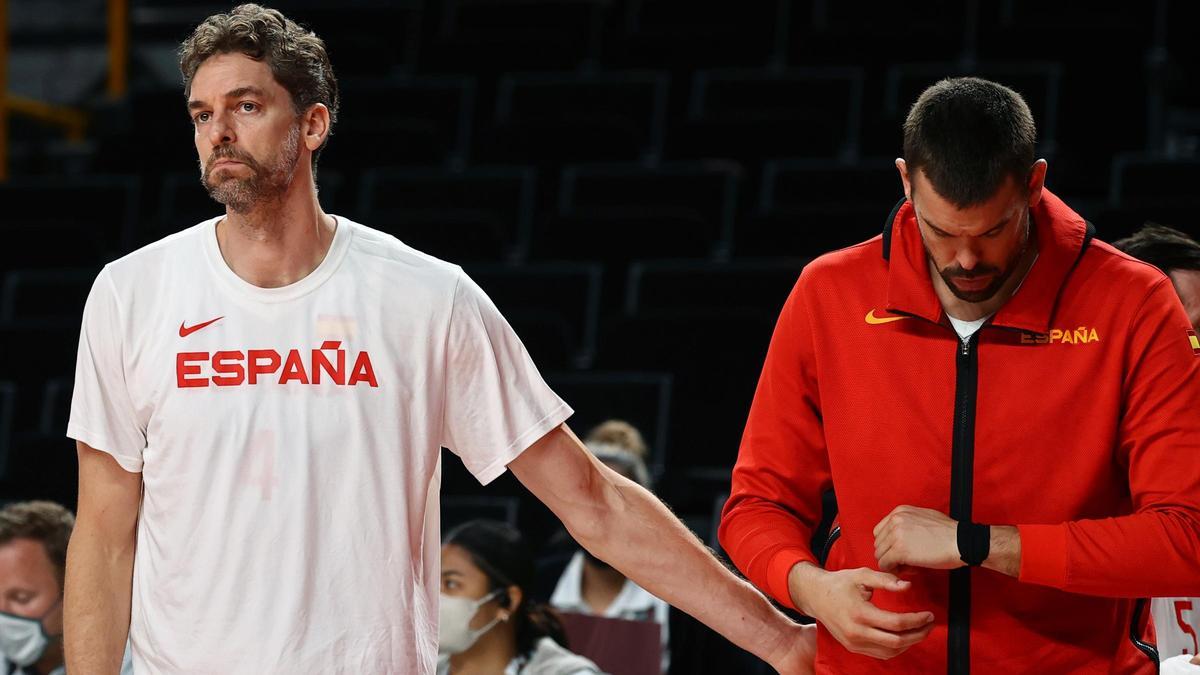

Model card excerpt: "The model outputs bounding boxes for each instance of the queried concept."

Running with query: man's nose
[955,244,981,271]
[206,110,235,147]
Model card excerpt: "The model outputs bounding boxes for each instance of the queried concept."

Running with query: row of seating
[110,0,1187,77]
[4,156,1196,270]
[109,63,1053,169]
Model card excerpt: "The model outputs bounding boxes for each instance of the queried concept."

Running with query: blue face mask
[0,596,62,667]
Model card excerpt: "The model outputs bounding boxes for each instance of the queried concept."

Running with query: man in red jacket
[720,76,1200,674]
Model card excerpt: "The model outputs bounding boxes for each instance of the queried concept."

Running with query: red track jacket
[720,190,1200,674]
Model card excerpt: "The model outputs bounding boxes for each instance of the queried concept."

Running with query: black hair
[1111,223,1200,273]
[443,519,569,656]
[903,77,1037,208]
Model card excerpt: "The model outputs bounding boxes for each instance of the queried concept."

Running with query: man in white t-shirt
[61,5,814,674]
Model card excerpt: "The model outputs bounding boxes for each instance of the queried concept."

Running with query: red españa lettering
[175,342,378,387]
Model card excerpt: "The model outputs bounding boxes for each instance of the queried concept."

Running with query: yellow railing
[107,0,128,98]
[0,0,126,181]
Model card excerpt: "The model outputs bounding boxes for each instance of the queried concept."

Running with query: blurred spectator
[1113,225,1200,664]
[1112,223,1200,331]
[585,421,649,460]
[0,501,131,675]
[440,519,602,675]
[549,420,670,673]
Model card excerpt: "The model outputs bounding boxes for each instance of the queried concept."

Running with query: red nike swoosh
[179,316,224,338]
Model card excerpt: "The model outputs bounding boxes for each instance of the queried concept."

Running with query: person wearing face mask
[440,520,602,675]
[548,421,670,674]
[0,501,131,675]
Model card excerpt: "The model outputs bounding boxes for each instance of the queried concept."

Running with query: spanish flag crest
[1189,329,1200,356]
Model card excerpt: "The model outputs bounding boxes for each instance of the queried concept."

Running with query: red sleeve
[718,271,832,610]
[1019,277,1200,596]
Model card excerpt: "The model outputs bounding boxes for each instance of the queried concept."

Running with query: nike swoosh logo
[179,316,224,338]
[865,309,909,325]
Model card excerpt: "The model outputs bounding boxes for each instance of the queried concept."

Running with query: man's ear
[1027,159,1048,207]
[896,158,912,201]
[302,103,331,153]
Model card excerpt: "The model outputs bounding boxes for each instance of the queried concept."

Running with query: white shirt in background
[549,551,670,673]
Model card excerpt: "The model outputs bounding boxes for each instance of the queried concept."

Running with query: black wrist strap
[957,521,991,566]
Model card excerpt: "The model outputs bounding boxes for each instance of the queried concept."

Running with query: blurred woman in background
[439,520,602,675]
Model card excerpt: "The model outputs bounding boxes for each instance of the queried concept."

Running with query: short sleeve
[66,267,146,472]
[441,270,572,484]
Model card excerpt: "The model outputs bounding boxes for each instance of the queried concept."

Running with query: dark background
[1,1,1198,671]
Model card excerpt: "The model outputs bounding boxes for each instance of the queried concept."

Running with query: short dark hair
[1111,223,1200,273]
[903,77,1036,208]
[179,3,340,169]
[0,501,75,585]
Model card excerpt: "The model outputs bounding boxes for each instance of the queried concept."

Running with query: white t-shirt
[947,314,991,340]
[67,215,573,674]
[1154,597,1200,661]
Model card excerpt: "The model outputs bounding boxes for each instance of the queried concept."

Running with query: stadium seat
[321,76,476,170]
[737,158,899,258]
[1109,154,1200,207]
[420,0,608,73]
[39,377,72,437]
[543,370,673,479]
[534,161,742,264]
[623,258,804,316]
[0,268,98,323]
[358,165,536,263]
[481,71,669,163]
[0,176,139,269]
[608,0,787,69]
[467,262,603,369]
[674,67,864,162]
[598,260,806,471]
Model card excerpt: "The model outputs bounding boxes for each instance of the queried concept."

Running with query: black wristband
[957,521,991,567]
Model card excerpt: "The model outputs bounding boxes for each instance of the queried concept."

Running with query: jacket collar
[881,189,1095,334]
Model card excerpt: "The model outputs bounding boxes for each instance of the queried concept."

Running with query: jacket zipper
[948,331,979,675]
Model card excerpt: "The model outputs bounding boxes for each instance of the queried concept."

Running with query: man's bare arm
[509,424,814,674]
[65,442,142,675]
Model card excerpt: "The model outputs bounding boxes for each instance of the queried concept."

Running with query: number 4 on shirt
[238,430,279,501]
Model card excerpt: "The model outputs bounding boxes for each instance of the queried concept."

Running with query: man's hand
[873,505,963,572]
[765,622,817,675]
[788,562,934,659]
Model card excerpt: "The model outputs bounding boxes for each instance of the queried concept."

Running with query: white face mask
[438,589,503,656]
[0,597,61,667]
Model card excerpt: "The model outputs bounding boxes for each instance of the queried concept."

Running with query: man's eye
[241,102,256,112]
[195,112,210,124]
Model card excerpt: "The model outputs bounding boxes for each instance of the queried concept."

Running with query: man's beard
[201,124,300,214]
[929,212,1031,303]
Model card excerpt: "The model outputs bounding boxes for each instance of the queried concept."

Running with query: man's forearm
[64,524,134,674]
[576,475,797,664]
